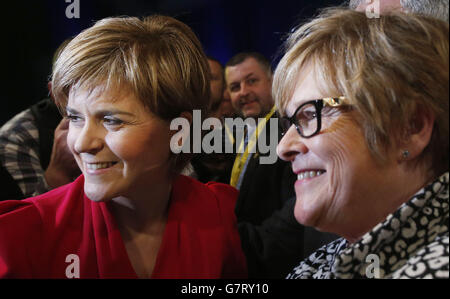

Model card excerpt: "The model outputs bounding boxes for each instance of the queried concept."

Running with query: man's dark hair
[225,52,272,76]
[207,56,225,85]
[207,56,223,68]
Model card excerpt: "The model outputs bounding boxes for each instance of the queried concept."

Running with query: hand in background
[44,118,80,189]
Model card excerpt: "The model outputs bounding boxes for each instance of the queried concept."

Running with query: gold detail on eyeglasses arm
[323,96,347,107]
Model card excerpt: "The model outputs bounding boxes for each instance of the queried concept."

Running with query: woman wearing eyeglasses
[274,8,449,279]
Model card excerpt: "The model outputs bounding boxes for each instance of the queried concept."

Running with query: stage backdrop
[1,0,344,125]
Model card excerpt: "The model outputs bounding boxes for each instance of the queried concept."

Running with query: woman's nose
[277,125,308,162]
[73,122,104,155]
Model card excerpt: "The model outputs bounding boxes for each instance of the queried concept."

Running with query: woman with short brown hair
[0,15,247,279]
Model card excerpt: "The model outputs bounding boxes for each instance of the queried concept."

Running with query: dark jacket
[235,112,296,225]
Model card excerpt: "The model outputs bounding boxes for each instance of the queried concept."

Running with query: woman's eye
[66,114,82,122]
[103,117,123,126]
[298,108,317,121]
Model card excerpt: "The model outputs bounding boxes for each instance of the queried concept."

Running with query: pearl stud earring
[402,150,410,159]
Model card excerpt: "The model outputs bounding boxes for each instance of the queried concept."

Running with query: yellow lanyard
[224,122,235,146]
[230,106,276,187]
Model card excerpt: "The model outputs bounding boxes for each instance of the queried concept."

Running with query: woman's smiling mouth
[296,170,326,180]
[85,161,118,172]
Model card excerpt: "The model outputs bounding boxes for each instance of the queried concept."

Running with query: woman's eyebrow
[66,107,80,115]
[65,107,134,117]
[96,109,135,117]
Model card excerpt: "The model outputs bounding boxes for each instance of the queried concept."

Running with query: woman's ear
[399,106,435,162]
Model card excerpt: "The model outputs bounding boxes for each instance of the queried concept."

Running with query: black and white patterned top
[287,172,449,279]
[0,109,50,198]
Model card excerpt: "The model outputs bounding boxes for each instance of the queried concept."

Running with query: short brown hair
[52,15,211,173]
[273,8,449,176]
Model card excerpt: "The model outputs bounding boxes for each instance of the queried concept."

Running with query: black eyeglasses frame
[281,96,347,138]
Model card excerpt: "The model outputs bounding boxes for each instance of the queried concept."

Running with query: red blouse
[0,175,247,278]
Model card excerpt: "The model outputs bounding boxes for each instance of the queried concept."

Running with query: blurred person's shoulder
[0,108,36,141]
[172,175,238,225]
[0,175,84,229]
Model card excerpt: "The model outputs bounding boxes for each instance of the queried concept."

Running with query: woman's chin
[294,198,321,228]
[86,193,110,202]
[84,185,113,202]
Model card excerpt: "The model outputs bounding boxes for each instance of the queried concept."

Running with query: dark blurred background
[1,0,344,125]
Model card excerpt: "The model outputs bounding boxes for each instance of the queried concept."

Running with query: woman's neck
[108,178,172,233]
[108,179,173,279]
[341,164,434,244]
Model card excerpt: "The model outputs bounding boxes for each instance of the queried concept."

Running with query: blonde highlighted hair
[52,15,211,173]
[273,8,449,175]
[52,15,210,119]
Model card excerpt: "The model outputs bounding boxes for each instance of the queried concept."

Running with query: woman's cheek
[66,127,82,165]
[316,135,351,205]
